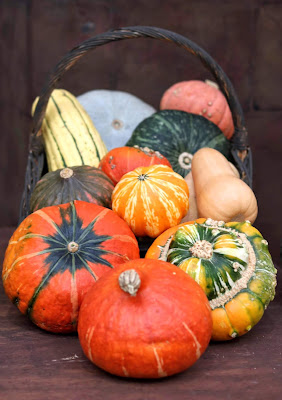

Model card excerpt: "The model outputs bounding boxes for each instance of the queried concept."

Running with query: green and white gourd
[77,90,156,150]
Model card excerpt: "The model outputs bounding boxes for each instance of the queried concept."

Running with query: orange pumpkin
[99,145,171,185]
[78,259,212,378]
[160,80,234,139]
[2,201,139,333]
[111,165,189,238]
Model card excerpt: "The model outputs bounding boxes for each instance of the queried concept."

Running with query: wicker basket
[19,26,253,248]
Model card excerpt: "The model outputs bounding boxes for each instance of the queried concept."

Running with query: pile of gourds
[2,80,277,379]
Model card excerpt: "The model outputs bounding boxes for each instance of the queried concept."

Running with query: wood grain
[0,0,30,226]
[246,110,282,262]
[254,4,282,109]
[0,228,281,400]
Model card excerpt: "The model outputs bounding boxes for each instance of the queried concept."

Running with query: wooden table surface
[0,227,281,400]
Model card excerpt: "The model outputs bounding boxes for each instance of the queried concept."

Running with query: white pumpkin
[77,90,156,150]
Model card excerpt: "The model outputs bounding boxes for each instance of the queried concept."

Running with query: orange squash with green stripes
[112,165,189,238]
[145,218,277,340]
[2,201,139,333]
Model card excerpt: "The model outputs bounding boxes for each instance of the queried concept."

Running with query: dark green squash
[30,165,114,211]
[126,110,230,177]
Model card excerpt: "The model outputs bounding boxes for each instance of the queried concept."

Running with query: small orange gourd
[112,165,189,238]
[181,171,198,222]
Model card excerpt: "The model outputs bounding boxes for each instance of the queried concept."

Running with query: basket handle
[20,26,252,223]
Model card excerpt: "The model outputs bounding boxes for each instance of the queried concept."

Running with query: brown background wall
[0,0,281,262]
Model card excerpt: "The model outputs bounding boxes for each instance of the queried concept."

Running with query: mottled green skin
[166,221,276,308]
[126,110,230,176]
[227,221,277,307]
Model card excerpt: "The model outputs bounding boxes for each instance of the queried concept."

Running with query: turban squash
[145,218,277,341]
[2,201,139,333]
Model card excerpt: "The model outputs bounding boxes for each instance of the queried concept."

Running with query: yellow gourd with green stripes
[32,89,107,171]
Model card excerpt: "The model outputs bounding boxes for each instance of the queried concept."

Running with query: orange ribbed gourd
[111,165,189,238]
[78,259,212,378]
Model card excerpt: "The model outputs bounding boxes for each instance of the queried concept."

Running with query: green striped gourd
[32,89,107,171]
[145,218,277,340]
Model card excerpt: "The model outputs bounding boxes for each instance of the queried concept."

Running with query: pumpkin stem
[190,240,213,259]
[67,241,79,253]
[178,152,193,170]
[60,168,74,179]
[118,269,141,296]
[111,118,123,130]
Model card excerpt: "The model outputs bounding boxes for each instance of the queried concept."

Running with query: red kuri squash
[78,258,212,378]
[2,201,139,333]
[160,80,234,139]
[99,146,172,185]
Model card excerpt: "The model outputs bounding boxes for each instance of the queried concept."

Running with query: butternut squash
[181,171,198,222]
[228,162,240,178]
[191,148,258,223]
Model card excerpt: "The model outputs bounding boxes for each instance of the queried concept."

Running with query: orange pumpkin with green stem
[78,258,212,378]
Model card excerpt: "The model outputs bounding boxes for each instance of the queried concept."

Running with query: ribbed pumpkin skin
[99,146,172,185]
[30,166,114,212]
[126,110,230,177]
[160,80,234,139]
[112,165,189,238]
[145,219,277,341]
[2,201,139,333]
[32,89,107,171]
[78,259,212,378]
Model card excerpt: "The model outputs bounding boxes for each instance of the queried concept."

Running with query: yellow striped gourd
[32,89,107,171]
